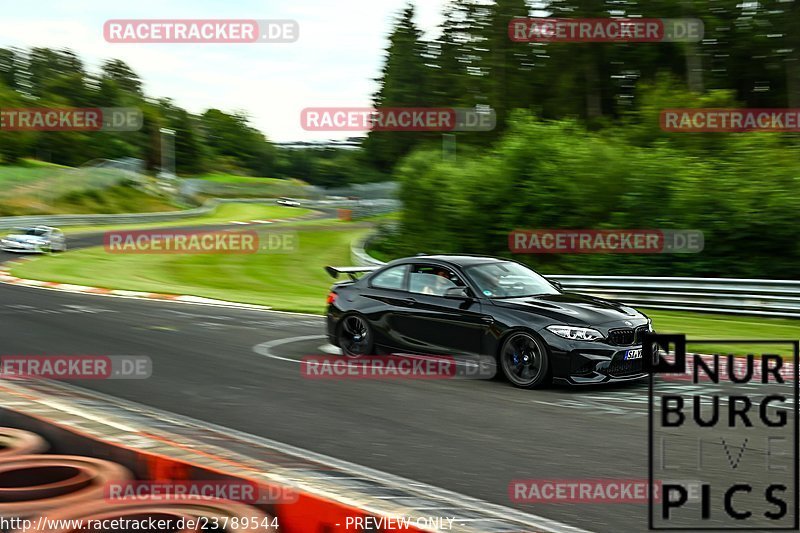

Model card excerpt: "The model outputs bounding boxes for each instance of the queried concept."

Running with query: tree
[477,0,535,130]
[0,48,20,90]
[200,109,275,176]
[363,3,434,171]
[100,59,143,97]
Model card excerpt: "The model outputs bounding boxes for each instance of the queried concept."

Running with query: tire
[0,428,49,457]
[337,313,374,357]
[499,331,550,389]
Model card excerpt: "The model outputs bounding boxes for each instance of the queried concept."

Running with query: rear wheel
[337,314,374,357]
[499,331,550,388]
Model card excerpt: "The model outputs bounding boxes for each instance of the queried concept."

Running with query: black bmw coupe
[325,255,655,388]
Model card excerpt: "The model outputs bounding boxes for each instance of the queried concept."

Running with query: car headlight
[546,325,604,341]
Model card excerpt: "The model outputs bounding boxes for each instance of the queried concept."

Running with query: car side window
[409,265,465,296]
[369,265,408,290]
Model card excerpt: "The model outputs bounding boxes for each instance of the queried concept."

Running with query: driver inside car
[421,269,455,296]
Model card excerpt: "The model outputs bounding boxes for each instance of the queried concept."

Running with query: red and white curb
[0,260,272,311]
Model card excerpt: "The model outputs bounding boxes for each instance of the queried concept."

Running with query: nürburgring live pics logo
[645,335,798,530]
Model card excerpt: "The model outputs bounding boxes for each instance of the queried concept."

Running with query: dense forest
[0,48,381,186]
[368,0,800,278]
[2,0,799,277]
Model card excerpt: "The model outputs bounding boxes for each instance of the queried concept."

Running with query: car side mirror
[444,287,469,299]
[550,279,563,291]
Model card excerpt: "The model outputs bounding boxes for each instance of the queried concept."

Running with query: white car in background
[277,197,302,207]
[0,226,67,253]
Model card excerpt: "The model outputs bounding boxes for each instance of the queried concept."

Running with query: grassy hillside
[0,161,178,216]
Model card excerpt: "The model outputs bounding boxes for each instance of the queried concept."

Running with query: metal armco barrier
[0,199,217,230]
[351,235,385,267]
[550,275,800,317]
[351,238,800,317]
[0,198,397,230]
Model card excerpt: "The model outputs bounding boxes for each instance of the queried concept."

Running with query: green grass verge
[6,159,70,169]
[0,164,178,216]
[11,224,370,314]
[645,309,800,356]
[9,222,799,344]
[59,204,312,235]
[191,173,283,185]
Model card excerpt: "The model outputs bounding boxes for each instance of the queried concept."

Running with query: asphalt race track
[1,228,795,533]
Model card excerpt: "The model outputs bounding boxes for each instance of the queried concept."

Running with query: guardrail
[0,198,247,230]
[351,238,800,317]
[351,234,385,267]
[0,198,399,230]
[548,275,800,318]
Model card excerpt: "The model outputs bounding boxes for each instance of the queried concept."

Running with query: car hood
[491,292,646,327]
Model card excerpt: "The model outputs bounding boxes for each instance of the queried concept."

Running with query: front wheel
[337,314,374,357]
[499,331,550,388]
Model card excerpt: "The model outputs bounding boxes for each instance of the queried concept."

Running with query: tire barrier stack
[0,428,278,533]
[0,429,48,458]
[0,388,438,533]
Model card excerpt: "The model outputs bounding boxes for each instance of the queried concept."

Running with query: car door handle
[481,316,494,324]
[402,298,417,306]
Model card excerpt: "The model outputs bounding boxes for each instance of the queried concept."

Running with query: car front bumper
[540,329,657,385]
[0,241,46,253]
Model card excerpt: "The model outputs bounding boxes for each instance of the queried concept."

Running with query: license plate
[625,349,642,360]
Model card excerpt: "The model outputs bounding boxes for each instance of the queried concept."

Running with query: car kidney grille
[608,326,647,346]
[608,328,634,345]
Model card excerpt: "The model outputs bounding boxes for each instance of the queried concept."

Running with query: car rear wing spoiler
[324,265,380,281]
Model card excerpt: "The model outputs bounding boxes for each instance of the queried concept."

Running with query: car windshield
[465,261,559,299]
[13,228,47,236]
